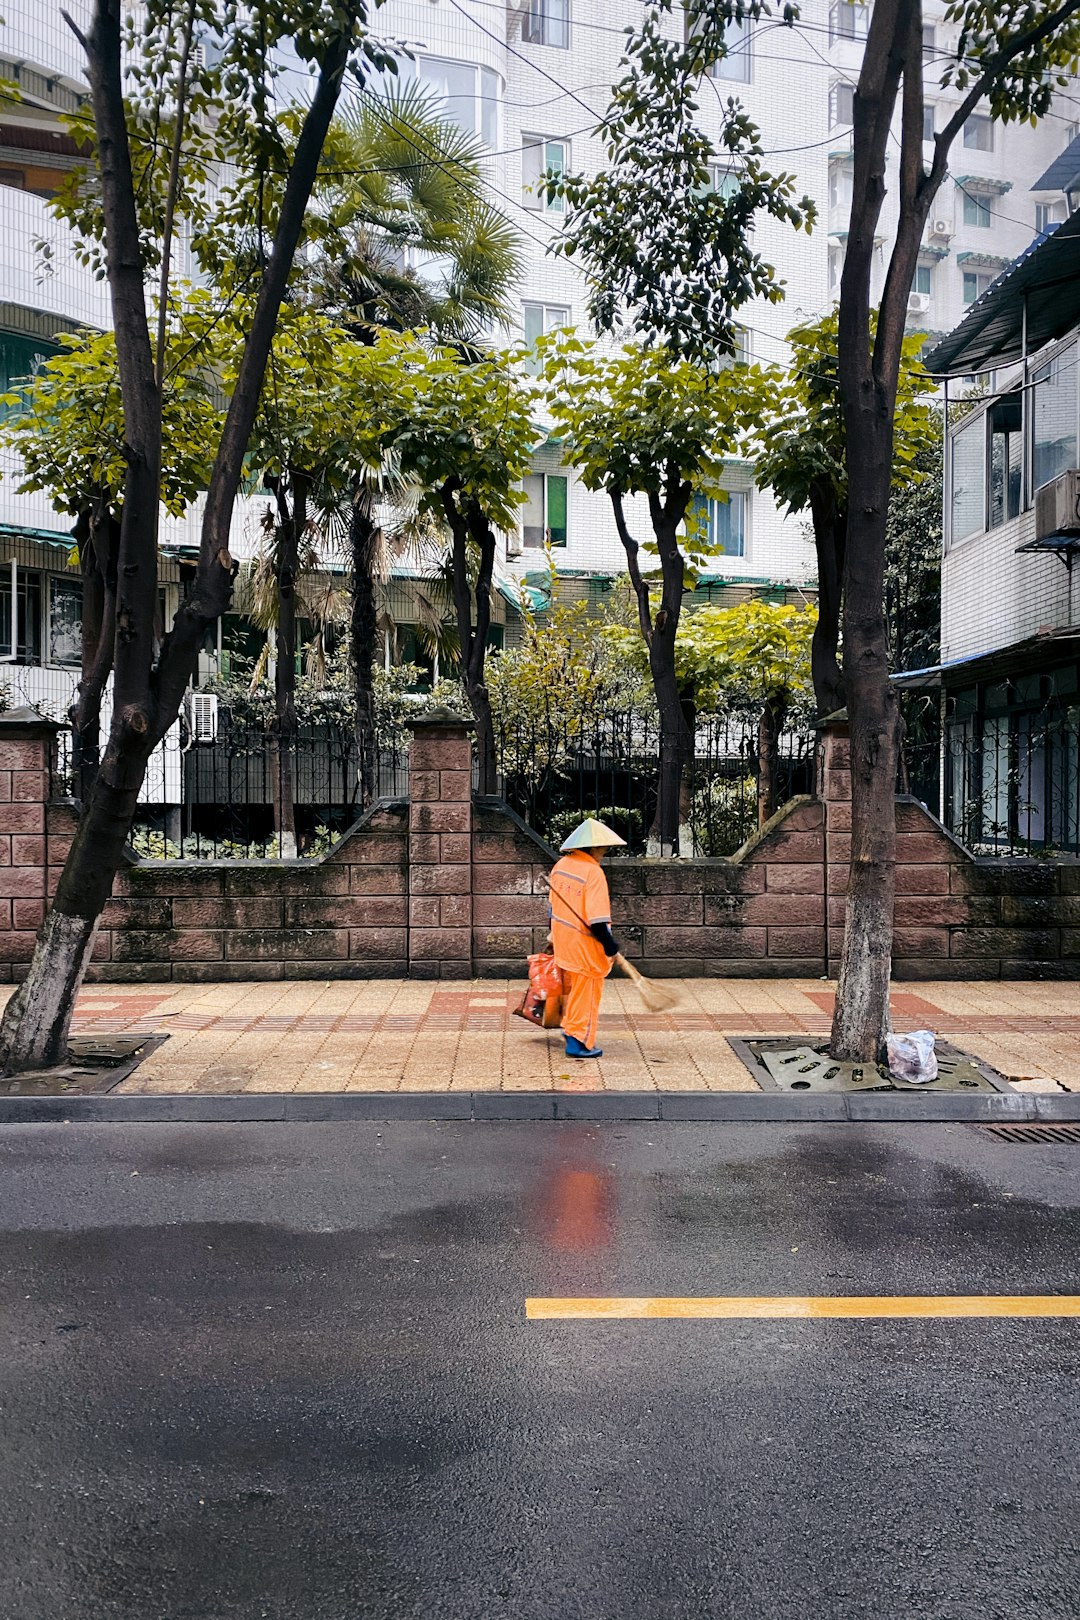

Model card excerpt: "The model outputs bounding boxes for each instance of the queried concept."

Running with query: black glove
[589,921,621,958]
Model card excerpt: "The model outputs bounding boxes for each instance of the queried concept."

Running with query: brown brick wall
[1,714,1078,982]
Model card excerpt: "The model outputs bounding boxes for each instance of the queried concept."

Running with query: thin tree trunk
[349,486,379,805]
[757,693,787,826]
[271,473,304,858]
[808,480,846,717]
[70,502,119,805]
[441,480,497,796]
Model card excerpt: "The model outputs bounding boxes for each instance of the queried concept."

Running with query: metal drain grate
[979,1123,1080,1145]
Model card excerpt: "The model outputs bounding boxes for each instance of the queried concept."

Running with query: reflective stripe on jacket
[549,850,614,979]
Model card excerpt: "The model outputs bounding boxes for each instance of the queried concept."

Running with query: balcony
[0,185,110,333]
[0,0,91,90]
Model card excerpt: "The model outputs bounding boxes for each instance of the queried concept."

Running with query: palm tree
[312,87,520,799]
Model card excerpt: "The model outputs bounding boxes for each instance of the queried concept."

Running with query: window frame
[689,490,748,559]
[963,113,995,152]
[830,81,855,127]
[47,575,83,669]
[521,133,569,213]
[522,0,570,49]
[522,470,569,550]
[962,189,992,228]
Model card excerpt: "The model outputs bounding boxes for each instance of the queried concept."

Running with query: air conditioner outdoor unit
[907,291,931,314]
[189,692,219,743]
[1035,469,1080,539]
[506,533,523,559]
[929,218,952,238]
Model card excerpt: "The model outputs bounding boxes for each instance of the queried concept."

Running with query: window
[950,417,985,543]
[702,163,742,200]
[962,189,991,227]
[49,577,82,667]
[1036,200,1066,234]
[522,472,568,548]
[913,262,933,296]
[708,16,751,81]
[406,56,498,147]
[689,492,746,558]
[922,23,936,56]
[523,301,570,371]
[923,104,935,143]
[0,567,41,664]
[0,332,60,420]
[829,2,869,44]
[829,160,854,211]
[522,0,570,48]
[988,392,1022,529]
[830,82,855,126]
[1032,345,1078,493]
[962,268,994,304]
[522,135,567,213]
[963,114,994,151]
[828,243,844,296]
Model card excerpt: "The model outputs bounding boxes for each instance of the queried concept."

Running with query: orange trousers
[561,970,604,1048]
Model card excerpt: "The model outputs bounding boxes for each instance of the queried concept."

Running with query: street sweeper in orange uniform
[547,818,627,1059]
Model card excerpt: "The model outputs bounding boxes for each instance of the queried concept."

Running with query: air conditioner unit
[907,291,931,314]
[1035,469,1080,539]
[929,218,952,238]
[189,692,218,742]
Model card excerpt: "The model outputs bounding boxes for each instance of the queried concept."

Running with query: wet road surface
[1,1120,1078,1619]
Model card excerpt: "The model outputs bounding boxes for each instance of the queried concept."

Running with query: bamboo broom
[540,876,681,1014]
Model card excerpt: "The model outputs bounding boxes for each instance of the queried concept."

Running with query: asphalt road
[1,1120,1079,1620]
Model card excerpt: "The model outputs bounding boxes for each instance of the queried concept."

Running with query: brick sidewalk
[12,977,1077,1095]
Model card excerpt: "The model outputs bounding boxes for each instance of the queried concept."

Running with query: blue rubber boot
[565,1034,603,1059]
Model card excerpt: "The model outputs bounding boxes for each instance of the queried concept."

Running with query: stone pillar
[817,718,851,978]
[0,708,64,981]
[405,709,474,979]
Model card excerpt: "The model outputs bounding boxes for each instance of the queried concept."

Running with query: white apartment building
[3,0,1080,670]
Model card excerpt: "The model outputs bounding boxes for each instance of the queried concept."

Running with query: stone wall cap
[405,707,474,733]
[0,705,63,733]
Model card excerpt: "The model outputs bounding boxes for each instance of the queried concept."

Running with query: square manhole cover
[728,1037,1010,1094]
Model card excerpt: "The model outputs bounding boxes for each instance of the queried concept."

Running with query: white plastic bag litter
[886,1030,938,1084]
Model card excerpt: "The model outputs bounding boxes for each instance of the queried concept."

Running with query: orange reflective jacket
[549,850,614,979]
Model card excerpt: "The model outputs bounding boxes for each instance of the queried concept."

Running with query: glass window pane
[522,474,545,547]
[523,302,545,345]
[963,115,993,151]
[1033,346,1078,492]
[963,191,991,227]
[546,475,568,546]
[521,135,544,208]
[950,417,985,542]
[713,16,750,80]
[914,264,932,295]
[480,67,498,148]
[923,105,934,142]
[549,0,570,48]
[49,577,83,667]
[418,56,477,137]
[544,139,566,212]
[714,492,745,557]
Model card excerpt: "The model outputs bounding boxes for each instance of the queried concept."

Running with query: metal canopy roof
[1031,133,1080,193]
[922,209,1080,375]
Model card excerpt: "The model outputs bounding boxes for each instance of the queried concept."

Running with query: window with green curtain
[546,473,568,546]
[0,332,60,419]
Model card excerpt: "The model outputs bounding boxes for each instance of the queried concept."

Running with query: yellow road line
[526,1296,1080,1320]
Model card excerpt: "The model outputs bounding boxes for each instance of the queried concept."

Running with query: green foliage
[546,805,647,851]
[885,441,942,674]
[943,0,1080,121]
[0,314,222,519]
[676,599,816,712]
[689,774,757,857]
[486,583,653,784]
[312,83,521,341]
[541,338,768,558]
[550,0,814,363]
[755,311,937,516]
[49,0,399,287]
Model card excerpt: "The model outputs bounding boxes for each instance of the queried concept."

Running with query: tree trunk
[757,693,787,827]
[70,502,119,805]
[349,486,379,805]
[808,480,846,717]
[271,473,304,857]
[442,481,498,796]
[0,4,356,1070]
[0,772,143,1070]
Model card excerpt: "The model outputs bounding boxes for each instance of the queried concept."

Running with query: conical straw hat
[560,818,627,852]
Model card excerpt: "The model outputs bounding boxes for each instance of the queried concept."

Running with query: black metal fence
[943,704,1080,856]
[494,709,815,855]
[128,716,408,860]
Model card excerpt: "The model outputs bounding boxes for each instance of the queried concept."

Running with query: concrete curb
[0,1089,1078,1124]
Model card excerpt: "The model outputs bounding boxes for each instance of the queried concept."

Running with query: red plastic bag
[513,952,563,1029]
